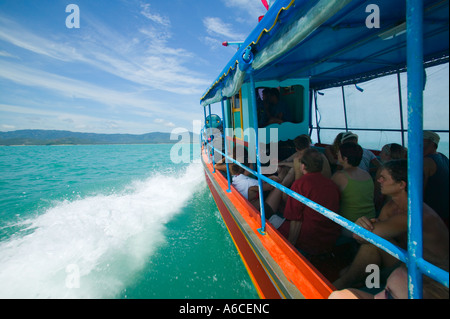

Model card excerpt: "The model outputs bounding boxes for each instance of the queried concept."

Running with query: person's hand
[353,217,378,243]
[356,216,378,231]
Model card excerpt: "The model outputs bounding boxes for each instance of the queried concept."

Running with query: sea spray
[0,163,205,298]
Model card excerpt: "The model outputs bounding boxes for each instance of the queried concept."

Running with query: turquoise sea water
[0,144,258,299]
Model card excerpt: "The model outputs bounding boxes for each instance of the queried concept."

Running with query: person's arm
[321,153,332,178]
[370,157,382,169]
[366,214,408,244]
[423,157,437,191]
[324,146,337,166]
[248,186,259,202]
[353,202,407,243]
[293,157,303,181]
[283,181,304,245]
[331,171,347,192]
[278,162,294,168]
[288,221,302,245]
[248,182,273,201]
[280,150,299,164]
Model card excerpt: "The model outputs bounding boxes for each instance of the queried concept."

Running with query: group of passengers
[218,130,449,299]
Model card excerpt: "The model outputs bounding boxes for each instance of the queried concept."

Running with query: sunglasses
[383,287,395,299]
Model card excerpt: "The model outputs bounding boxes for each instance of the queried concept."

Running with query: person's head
[377,159,408,195]
[374,266,408,299]
[331,132,345,153]
[423,131,440,156]
[374,265,449,299]
[380,143,407,163]
[300,148,324,174]
[262,88,271,100]
[293,134,311,151]
[341,131,359,144]
[230,163,244,176]
[269,88,280,103]
[338,142,363,167]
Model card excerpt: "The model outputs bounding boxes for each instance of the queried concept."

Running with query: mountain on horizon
[0,129,198,146]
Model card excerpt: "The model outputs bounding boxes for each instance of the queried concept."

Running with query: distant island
[0,130,199,146]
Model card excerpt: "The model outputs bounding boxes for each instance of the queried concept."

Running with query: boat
[200,0,449,299]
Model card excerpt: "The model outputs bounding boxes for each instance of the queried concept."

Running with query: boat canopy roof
[200,0,449,106]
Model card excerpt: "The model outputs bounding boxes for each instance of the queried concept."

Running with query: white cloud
[203,17,245,40]
[0,103,167,134]
[0,6,209,134]
[0,15,87,63]
[154,118,175,128]
[1,124,16,130]
[140,3,171,27]
[222,0,267,19]
[0,12,209,95]
[0,50,18,59]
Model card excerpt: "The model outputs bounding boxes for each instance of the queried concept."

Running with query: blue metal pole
[221,98,232,193]
[249,71,267,235]
[208,104,216,173]
[341,86,349,132]
[313,91,322,144]
[203,107,208,156]
[397,73,406,147]
[406,0,424,299]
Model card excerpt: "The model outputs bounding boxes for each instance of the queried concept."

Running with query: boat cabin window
[256,85,304,128]
[310,64,449,157]
[230,91,244,140]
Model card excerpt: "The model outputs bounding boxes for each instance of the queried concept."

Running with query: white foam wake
[0,163,205,298]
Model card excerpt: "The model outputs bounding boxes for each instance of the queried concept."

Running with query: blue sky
[0,0,267,134]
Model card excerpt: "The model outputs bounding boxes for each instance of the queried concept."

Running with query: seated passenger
[230,163,262,201]
[278,134,331,181]
[333,159,449,290]
[215,143,253,176]
[278,148,341,257]
[329,264,449,299]
[256,88,271,127]
[379,143,407,163]
[341,132,381,173]
[324,132,345,173]
[230,163,289,228]
[266,88,291,125]
[331,143,376,224]
[375,143,408,212]
[423,131,449,226]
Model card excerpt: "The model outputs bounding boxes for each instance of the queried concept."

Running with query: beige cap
[423,131,440,146]
[341,131,359,143]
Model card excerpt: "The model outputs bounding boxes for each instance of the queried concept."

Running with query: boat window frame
[230,90,244,141]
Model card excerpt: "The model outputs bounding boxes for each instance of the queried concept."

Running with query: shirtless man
[422,130,449,225]
[333,159,449,290]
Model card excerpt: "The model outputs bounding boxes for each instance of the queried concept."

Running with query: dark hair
[270,88,280,99]
[382,143,407,160]
[339,142,363,167]
[293,134,311,151]
[301,148,323,173]
[382,159,408,191]
[230,163,244,175]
